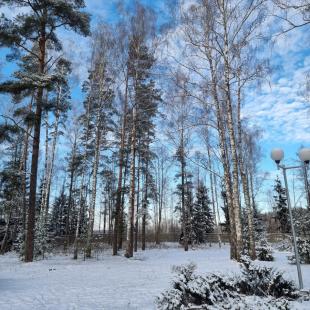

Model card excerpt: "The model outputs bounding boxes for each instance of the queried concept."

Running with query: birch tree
[179,0,267,260]
[84,26,116,258]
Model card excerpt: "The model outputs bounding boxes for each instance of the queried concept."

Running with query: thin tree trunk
[85,112,101,258]
[155,158,164,245]
[125,107,137,258]
[20,95,34,237]
[73,194,82,260]
[65,135,77,250]
[221,1,243,261]
[134,150,141,252]
[73,96,92,260]
[180,125,189,251]
[214,174,223,242]
[113,74,128,255]
[118,152,129,250]
[142,160,148,251]
[103,200,107,234]
[207,49,237,259]
[207,142,221,248]
[237,74,256,259]
[40,110,49,216]
[43,81,63,218]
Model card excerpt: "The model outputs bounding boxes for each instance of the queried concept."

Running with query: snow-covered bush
[238,256,298,299]
[156,258,299,310]
[276,239,292,252]
[288,238,310,264]
[256,239,274,261]
[208,296,290,310]
[156,262,239,310]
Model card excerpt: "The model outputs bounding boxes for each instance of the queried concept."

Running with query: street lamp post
[270,148,310,290]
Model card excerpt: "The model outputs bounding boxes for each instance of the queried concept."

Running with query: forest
[0,1,309,309]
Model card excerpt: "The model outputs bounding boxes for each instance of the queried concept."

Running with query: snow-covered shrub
[208,296,290,310]
[156,259,299,310]
[256,239,274,261]
[288,238,310,264]
[156,263,239,310]
[276,239,292,252]
[238,256,298,299]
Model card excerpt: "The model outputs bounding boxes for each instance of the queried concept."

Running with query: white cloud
[243,25,310,144]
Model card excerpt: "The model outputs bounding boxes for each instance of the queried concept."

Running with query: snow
[0,244,309,309]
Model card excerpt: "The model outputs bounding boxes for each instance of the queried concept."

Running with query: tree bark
[180,126,189,251]
[21,96,33,236]
[73,96,92,260]
[113,74,128,255]
[85,111,101,258]
[125,107,137,258]
[134,150,141,252]
[142,159,148,251]
[155,158,164,245]
[237,74,256,259]
[65,134,77,249]
[25,31,46,262]
[118,151,129,250]
[207,141,221,248]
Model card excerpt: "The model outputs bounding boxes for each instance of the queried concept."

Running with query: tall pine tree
[0,0,90,262]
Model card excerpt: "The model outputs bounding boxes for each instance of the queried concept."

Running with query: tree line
[0,0,309,262]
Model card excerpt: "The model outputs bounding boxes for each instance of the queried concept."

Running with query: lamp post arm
[278,164,303,171]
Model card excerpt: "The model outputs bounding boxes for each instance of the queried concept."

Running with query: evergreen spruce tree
[0,127,23,254]
[253,204,266,241]
[50,187,68,237]
[273,176,290,233]
[175,171,194,246]
[191,184,214,244]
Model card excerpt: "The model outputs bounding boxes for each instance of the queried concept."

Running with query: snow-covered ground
[0,244,309,309]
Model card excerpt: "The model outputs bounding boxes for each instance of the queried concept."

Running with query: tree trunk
[73,95,92,260]
[125,107,137,258]
[43,81,63,218]
[207,141,221,248]
[85,112,101,258]
[142,160,148,251]
[237,75,256,260]
[113,74,128,255]
[65,135,77,250]
[180,125,189,251]
[24,32,46,262]
[207,52,236,259]
[155,158,164,245]
[20,97,33,236]
[134,150,141,252]
[213,174,223,241]
[118,151,129,250]
[103,200,107,233]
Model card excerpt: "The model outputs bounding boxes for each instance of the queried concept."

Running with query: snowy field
[0,244,310,310]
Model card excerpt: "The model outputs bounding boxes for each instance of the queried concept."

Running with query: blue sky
[0,0,309,213]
